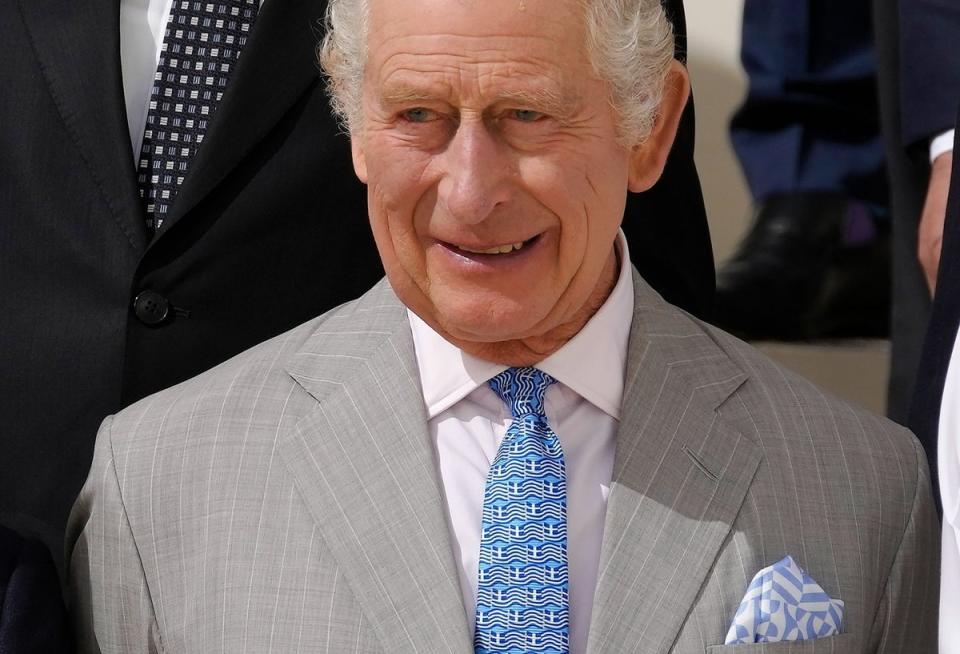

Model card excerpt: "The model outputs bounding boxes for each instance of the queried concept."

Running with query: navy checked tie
[475,367,569,654]
[136,0,259,233]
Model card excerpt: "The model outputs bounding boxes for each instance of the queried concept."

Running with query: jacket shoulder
[708,323,919,452]
[700,322,928,517]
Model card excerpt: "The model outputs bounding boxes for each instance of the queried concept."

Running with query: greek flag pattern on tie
[136,0,259,233]
[475,367,569,654]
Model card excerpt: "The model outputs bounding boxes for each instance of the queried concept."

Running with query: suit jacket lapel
[279,281,473,654]
[587,273,761,653]
[163,0,326,231]
[17,0,145,250]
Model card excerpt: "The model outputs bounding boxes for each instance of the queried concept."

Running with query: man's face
[353,0,677,362]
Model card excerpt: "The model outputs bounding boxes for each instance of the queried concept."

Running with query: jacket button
[133,290,170,326]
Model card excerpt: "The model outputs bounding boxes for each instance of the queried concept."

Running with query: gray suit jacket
[67,274,939,653]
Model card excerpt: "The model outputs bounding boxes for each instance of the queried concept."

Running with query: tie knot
[488,367,556,418]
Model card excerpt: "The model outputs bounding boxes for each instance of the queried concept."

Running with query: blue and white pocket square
[724,555,844,644]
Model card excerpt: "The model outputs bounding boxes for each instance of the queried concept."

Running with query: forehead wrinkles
[374,32,565,71]
[367,0,584,41]
[373,34,583,104]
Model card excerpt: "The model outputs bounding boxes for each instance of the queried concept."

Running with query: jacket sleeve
[899,0,960,148]
[66,416,163,654]
[870,434,940,652]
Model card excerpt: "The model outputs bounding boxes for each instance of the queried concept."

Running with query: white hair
[318,0,675,144]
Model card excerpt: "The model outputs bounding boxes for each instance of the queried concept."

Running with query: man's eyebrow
[379,85,446,106]
[494,87,579,117]
[378,83,581,117]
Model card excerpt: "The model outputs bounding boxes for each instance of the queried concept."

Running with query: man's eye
[402,108,434,123]
[511,109,545,122]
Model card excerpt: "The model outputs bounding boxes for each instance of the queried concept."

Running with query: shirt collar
[408,231,634,420]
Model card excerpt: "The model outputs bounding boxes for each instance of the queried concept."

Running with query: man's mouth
[451,235,538,256]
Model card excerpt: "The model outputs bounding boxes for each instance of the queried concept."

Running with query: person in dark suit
[0,0,713,571]
[0,525,71,654]
[1,0,381,569]
[909,122,960,651]
[881,1,960,642]
[878,0,960,455]
[879,0,960,427]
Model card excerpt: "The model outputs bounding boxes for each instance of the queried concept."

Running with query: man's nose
[437,118,512,224]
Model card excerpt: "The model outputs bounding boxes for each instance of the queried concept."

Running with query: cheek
[515,148,629,314]
[517,156,588,223]
[365,173,437,298]
[516,154,623,257]
[364,130,435,188]
[367,181,421,274]
[364,140,435,241]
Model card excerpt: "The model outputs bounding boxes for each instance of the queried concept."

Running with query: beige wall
[684,0,750,263]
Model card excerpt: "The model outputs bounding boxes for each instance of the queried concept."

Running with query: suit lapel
[17,0,145,250]
[587,273,761,653]
[162,0,326,231]
[279,281,473,654]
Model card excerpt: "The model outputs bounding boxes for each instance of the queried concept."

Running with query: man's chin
[446,334,555,367]
[434,312,547,345]
[431,316,571,366]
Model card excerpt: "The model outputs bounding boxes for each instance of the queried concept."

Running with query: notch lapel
[161,0,326,232]
[279,282,473,654]
[17,0,145,251]
[586,274,761,653]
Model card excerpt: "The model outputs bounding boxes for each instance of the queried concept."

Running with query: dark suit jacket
[875,0,932,425]
[892,0,960,510]
[622,0,715,320]
[899,0,960,150]
[0,526,71,654]
[0,0,713,567]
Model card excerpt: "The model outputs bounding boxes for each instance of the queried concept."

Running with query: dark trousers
[731,0,888,206]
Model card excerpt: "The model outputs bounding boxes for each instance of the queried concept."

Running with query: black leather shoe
[714,192,890,340]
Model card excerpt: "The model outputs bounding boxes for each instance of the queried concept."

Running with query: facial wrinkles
[539,158,621,326]
[374,32,577,106]
[415,125,605,287]
[359,2,631,359]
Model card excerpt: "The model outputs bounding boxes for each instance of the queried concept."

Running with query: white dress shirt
[931,129,956,164]
[938,326,960,653]
[119,0,265,161]
[409,232,633,654]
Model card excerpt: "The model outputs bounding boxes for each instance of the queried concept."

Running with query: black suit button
[133,290,171,325]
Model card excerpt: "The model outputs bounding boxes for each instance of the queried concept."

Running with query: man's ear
[627,60,690,193]
[351,133,369,184]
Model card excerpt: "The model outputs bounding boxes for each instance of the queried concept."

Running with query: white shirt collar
[409,231,634,420]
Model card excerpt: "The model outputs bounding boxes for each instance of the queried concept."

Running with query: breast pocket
[705,634,856,653]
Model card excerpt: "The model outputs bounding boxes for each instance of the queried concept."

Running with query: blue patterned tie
[136,0,259,233]
[475,367,569,654]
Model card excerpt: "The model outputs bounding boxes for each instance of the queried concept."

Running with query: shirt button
[133,290,171,326]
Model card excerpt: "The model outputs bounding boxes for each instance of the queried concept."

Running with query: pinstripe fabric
[67,274,938,653]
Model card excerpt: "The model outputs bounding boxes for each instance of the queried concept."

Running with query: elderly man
[68,0,938,651]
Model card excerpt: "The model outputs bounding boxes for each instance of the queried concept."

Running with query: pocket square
[724,555,844,644]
